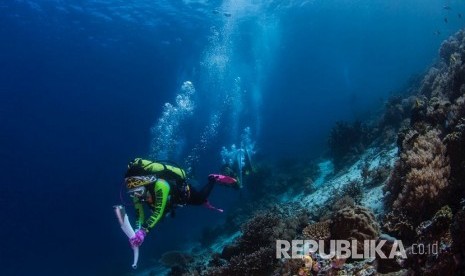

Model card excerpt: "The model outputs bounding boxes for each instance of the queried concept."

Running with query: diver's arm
[142,179,170,232]
[133,196,145,230]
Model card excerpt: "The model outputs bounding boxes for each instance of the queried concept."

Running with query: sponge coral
[385,129,450,220]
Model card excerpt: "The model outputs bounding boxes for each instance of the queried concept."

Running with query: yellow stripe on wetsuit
[134,179,170,232]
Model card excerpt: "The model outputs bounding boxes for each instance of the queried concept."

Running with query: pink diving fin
[209,174,237,185]
[203,200,224,213]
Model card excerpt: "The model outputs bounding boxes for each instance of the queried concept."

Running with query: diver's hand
[129,229,147,248]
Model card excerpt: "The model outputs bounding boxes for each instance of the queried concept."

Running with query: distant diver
[444,17,448,23]
[212,10,231,17]
[459,13,462,19]
[220,146,254,189]
[123,158,239,248]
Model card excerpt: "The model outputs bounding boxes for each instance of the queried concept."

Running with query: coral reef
[161,29,465,276]
[382,210,416,244]
[302,220,331,241]
[203,204,309,276]
[361,160,391,188]
[379,95,416,131]
[340,179,364,204]
[384,128,450,221]
[385,40,465,269]
[402,206,457,275]
[384,31,465,250]
[416,205,453,241]
[200,158,319,249]
[330,205,380,252]
[317,195,357,222]
[320,179,364,220]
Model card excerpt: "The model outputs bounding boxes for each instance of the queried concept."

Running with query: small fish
[223,12,232,17]
[443,5,451,10]
[444,17,448,23]
[434,30,441,36]
[212,9,219,14]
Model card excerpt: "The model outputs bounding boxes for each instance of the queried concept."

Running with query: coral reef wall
[382,29,465,274]
[385,29,465,224]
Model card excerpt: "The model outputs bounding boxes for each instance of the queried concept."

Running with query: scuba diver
[220,146,254,189]
[124,158,238,248]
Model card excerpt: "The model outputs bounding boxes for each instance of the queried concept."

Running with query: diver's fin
[203,200,224,213]
[209,174,237,185]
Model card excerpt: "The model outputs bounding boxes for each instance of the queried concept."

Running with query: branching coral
[340,179,364,204]
[302,220,331,241]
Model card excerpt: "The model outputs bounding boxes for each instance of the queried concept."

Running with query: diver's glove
[129,229,147,248]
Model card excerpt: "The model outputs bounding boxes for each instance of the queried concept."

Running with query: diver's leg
[187,178,215,205]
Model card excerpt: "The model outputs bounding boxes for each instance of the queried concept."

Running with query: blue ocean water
[0,0,463,275]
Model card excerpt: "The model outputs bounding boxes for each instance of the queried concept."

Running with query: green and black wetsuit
[126,158,217,232]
